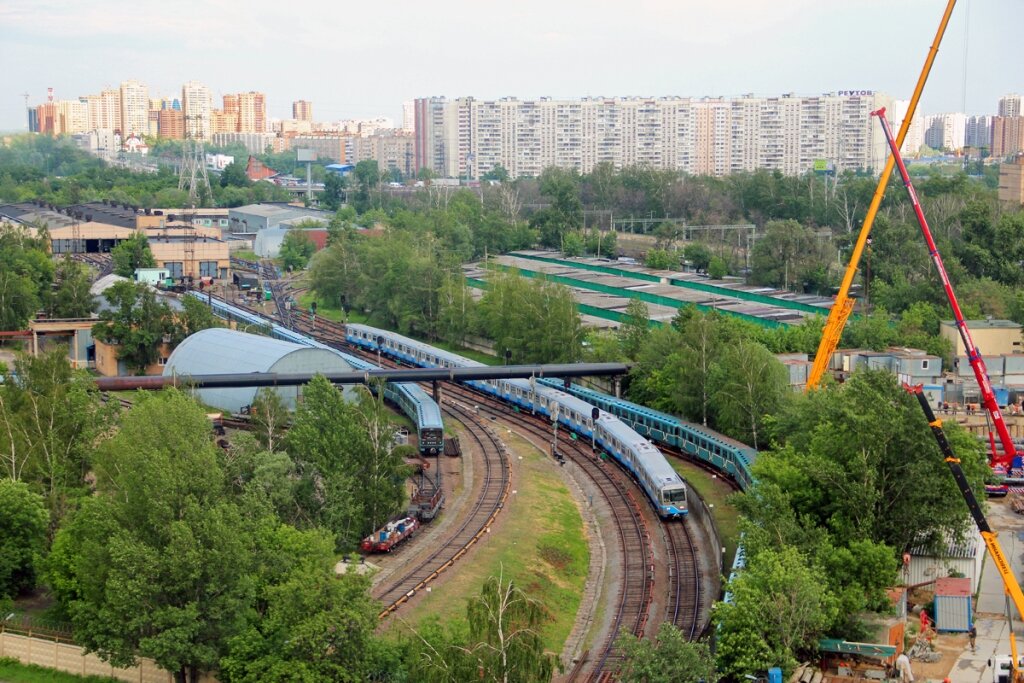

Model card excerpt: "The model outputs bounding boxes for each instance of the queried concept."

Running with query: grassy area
[0,659,117,683]
[231,249,260,262]
[430,340,499,366]
[395,430,588,654]
[670,459,741,570]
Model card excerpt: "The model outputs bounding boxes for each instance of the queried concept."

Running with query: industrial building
[162,328,356,412]
[940,319,1023,357]
[227,203,332,234]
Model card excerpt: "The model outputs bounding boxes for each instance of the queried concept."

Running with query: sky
[0,0,1020,132]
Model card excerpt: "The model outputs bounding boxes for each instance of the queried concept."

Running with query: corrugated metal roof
[165,328,321,375]
[908,530,979,559]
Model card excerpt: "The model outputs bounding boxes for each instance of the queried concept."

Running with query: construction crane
[874,107,1018,475]
[905,384,1024,683]
[805,0,958,392]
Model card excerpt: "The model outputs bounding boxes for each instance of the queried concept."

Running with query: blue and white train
[537,379,758,491]
[193,294,445,455]
[345,323,688,518]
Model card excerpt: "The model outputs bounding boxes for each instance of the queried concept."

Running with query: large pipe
[95,362,631,391]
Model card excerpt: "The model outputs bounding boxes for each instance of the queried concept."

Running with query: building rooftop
[942,319,1021,330]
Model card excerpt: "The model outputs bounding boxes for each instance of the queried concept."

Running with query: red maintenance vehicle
[874,107,1020,493]
[360,516,420,553]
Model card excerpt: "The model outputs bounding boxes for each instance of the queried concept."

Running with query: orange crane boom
[806,0,958,391]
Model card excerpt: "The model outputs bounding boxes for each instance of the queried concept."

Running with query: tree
[92,281,177,373]
[0,223,54,330]
[322,172,346,211]
[219,161,250,188]
[249,388,289,453]
[683,242,713,272]
[111,232,156,278]
[616,624,716,683]
[715,547,838,678]
[51,256,96,319]
[46,390,253,683]
[532,166,582,248]
[562,231,585,257]
[676,312,724,426]
[179,295,220,337]
[405,572,554,683]
[0,349,114,528]
[437,272,476,347]
[219,525,394,683]
[708,255,729,279]
[618,298,650,360]
[750,220,827,290]
[279,228,317,271]
[0,479,48,598]
[710,340,788,448]
[645,248,677,270]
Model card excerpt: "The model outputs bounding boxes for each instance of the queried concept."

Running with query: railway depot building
[0,202,231,281]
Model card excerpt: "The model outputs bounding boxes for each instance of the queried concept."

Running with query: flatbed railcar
[346,323,688,518]
[193,294,444,455]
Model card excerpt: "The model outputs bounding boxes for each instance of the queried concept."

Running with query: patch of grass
[395,431,588,653]
[0,658,117,683]
[670,459,741,569]
[232,249,260,262]
[430,340,499,366]
[294,291,365,324]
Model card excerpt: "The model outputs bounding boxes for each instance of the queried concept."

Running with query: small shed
[934,577,972,633]
[134,267,170,285]
[906,528,985,594]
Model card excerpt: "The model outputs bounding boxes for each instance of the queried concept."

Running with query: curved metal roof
[164,328,355,412]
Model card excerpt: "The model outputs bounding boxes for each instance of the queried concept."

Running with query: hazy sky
[0,0,1020,132]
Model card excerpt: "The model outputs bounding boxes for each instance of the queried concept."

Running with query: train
[192,294,445,455]
[536,379,758,492]
[345,323,689,518]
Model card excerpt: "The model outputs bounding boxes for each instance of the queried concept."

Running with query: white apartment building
[119,80,149,137]
[414,92,893,179]
[182,80,212,140]
[889,100,925,156]
[924,113,967,152]
[82,89,121,131]
[999,95,1022,119]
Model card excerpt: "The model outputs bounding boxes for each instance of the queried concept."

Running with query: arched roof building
[163,328,355,413]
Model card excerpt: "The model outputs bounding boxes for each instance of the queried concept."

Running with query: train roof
[347,323,486,368]
[404,383,443,427]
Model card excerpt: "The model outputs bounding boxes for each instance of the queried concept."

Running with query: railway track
[212,292,703,678]
[372,400,512,618]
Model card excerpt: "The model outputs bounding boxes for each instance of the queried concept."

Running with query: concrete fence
[0,627,217,683]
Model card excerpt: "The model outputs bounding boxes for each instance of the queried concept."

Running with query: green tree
[179,295,220,337]
[322,172,346,211]
[616,624,716,683]
[111,233,156,278]
[751,220,827,290]
[683,242,713,272]
[46,390,253,683]
[249,388,289,453]
[532,166,582,248]
[92,281,178,373]
[715,546,838,678]
[677,312,724,426]
[618,298,651,360]
[562,231,585,257]
[0,223,54,330]
[406,573,554,683]
[710,339,788,448]
[50,257,96,319]
[219,161,251,188]
[437,272,476,347]
[708,255,729,279]
[279,228,317,271]
[645,248,676,270]
[0,479,48,598]
[0,349,114,528]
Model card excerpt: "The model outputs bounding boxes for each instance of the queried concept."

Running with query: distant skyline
[0,0,1021,132]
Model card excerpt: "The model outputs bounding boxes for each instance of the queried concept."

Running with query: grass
[0,659,117,683]
[295,291,365,324]
[670,459,741,570]
[231,249,260,262]
[393,429,588,654]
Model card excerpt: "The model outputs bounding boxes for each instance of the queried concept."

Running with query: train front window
[664,488,686,503]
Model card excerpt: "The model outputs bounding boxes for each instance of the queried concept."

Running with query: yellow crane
[805,0,958,391]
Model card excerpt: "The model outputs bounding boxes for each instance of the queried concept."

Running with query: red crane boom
[872,107,1018,472]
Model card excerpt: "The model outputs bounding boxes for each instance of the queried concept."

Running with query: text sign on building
[837,90,875,97]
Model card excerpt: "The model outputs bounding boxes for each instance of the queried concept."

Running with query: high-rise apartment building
[119,80,149,137]
[889,100,925,156]
[82,88,121,131]
[402,100,415,132]
[965,115,992,149]
[293,100,313,122]
[924,113,966,151]
[992,116,1024,158]
[414,92,892,179]
[999,94,1022,118]
[182,81,212,140]
[157,110,185,139]
[237,92,267,133]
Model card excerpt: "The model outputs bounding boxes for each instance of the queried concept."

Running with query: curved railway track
[372,401,512,619]
[218,297,703,678]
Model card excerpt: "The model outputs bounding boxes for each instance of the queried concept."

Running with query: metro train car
[193,294,444,455]
[346,323,688,518]
[538,378,757,491]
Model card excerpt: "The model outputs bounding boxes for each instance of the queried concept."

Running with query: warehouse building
[162,328,356,412]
